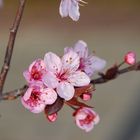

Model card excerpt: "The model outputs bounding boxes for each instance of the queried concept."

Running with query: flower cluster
[22,40,106,132]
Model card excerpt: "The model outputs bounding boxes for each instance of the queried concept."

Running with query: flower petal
[62,51,80,72]
[22,87,32,101]
[41,88,57,105]
[21,95,45,114]
[43,72,59,88]
[30,103,46,113]
[59,0,69,18]
[68,0,80,21]
[84,56,106,76]
[74,40,88,58]
[64,47,73,54]
[23,70,31,83]
[68,71,90,87]
[57,82,74,101]
[84,123,94,132]
[44,52,62,74]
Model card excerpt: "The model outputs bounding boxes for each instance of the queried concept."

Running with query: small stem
[118,61,125,68]
[0,85,28,101]
[65,103,77,110]
[91,61,140,84]
[0,0,26,95]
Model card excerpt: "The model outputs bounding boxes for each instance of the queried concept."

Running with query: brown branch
[91,61,140,84]
[0,85,28,101]
[0,61,139,101]
[0,0,26,94]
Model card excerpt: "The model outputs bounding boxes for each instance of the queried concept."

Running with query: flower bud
[80,93,92,101]
[47,113,57,122]
[124,51,136,65]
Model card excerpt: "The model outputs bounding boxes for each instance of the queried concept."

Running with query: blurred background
[0,0,140,140]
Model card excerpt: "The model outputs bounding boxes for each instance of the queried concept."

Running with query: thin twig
[91,61,140,84]
[0,61,139,101]
[0,85,28,101]
[0,0,26,94]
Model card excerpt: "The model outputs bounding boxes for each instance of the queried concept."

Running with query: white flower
[43,51,90,101]
[65,40,106,77]
[59,0,87,21]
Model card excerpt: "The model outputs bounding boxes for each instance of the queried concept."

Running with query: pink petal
[44,52,62,74]
[56,82,74,101]
[23,70,31,83]
[84,56,106,76]
[21,97,32,111]
[62,51,80,73]
[64,47,73,54]
[30,103,46,113]
[68,71,90,87]
[74,40,88,58]
[22,87,32,101]
[68,0,80,21]
[84,123,94,132]
[59,0,69,18]
[21,97,45,114]
[41,88,57,105]
[93,114,100,125]
[28,59,46,72]
[43,72,59,89]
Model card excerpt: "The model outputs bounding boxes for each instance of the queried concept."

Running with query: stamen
[79,0,87,6]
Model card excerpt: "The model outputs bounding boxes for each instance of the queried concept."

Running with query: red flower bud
[47,113,57,122]
[124,51,136,65]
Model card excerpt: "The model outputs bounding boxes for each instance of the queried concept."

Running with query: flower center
[79,113,95,125]
[29,90,41,107]
[56,70,69,81]
[31,67,42,80]
[78,58,85,70]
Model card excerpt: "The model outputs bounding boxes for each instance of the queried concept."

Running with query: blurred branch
[91,61,140,84]
[0,0,26,95]
[0,85,28,101]
[0,61,139,101]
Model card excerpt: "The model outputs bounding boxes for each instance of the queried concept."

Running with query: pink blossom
[73,107,100,132]
[23,59,46,84]
[59,0,87,21]
[124,51,136,65]
[43,51,90,101]
[47,113,58,122]
[21,84,57,113]
[65,40,106,77]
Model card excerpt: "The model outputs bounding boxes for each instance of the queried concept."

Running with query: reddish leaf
[66,97,93,108]
[75,84,95,97]
[45,96,64,115]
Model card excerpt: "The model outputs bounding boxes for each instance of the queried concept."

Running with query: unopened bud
[124,51,136,65]
[81,93,92,101]
[47,113,57,122]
